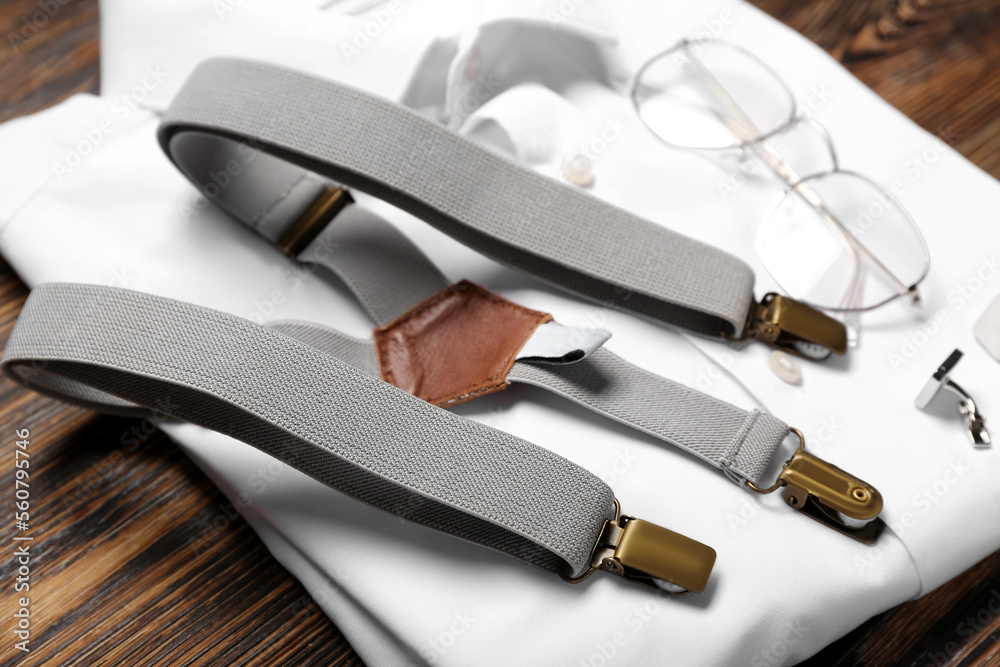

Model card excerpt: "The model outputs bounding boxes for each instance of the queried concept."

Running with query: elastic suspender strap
[270,319,788,485]
[300,205,450,326]
[273,200,788,484]
[158,58,757,337]
[0,283,614,577]
[506,352,788,484]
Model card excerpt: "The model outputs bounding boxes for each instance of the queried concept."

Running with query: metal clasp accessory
[915,349,991,447]
[562,500,717,594]
[747,428,885,543]
[732,293,848,360]
[277,186,354,256]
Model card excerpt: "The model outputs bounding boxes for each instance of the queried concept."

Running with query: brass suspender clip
[276,186,354,256]
[561,500,717,594]
[737,293,848,361]
[748,428,885,543]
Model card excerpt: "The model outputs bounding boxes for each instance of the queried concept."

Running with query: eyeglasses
[630,38,930,314]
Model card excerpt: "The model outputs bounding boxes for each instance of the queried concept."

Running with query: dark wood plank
[753,0,1000,179]
[0,0,100,124]
[0,1,998,665]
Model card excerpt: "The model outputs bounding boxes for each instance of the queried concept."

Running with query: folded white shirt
[1,1,998,665]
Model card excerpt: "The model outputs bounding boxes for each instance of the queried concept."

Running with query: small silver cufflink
[915,349,990,447]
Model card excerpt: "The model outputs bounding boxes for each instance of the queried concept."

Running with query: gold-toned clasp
[748,428,885,543]
[276,186,354,256]
[562,500,717,594]
[735,293,848,360]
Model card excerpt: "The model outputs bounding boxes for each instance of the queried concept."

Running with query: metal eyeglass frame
[630,37,931,314]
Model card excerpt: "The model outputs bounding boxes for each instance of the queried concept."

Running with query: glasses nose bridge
[733,116,838,191]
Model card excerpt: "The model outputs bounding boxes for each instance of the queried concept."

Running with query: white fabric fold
[516,321,611,363]
[0,0,998,665]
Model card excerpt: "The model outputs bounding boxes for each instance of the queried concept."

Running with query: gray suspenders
[156,58,882,537]
[159,58,849,359]
[0,58,887,599]
[1,283,715,594]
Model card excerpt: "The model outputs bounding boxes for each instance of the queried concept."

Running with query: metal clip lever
[561,500,717,594]
[748,428,885,543]
[736,293,848,361]
[915,349,991,447]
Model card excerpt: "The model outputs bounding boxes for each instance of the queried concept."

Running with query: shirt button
[561,154,594,187]
[769,350,802,384]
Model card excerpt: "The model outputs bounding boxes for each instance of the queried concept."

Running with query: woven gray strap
[300,205,449,326]
[275,197,788,484]
[0,283,615,577]
[506,353,788,483]
[158,58,757,337]
[271,318,787,485]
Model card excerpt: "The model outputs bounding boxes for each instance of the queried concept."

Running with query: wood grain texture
[0,1,998,665]
[0,0,99,124]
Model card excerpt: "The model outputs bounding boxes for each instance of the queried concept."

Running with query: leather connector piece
[373,280,552,407]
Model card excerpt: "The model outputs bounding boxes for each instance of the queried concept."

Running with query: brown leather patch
[373,280,552,407]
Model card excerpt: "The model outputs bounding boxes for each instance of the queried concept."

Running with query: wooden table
[1,1,998,664]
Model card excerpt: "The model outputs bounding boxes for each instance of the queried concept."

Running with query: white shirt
[2,1,998,664]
